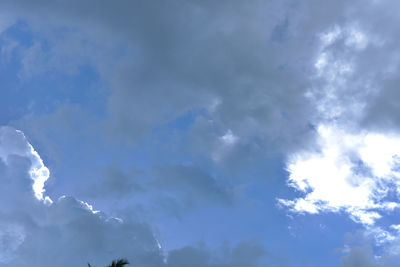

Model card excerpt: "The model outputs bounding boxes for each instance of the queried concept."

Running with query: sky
[2,0,400,266]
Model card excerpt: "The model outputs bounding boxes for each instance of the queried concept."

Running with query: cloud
[0,126,163,266]
[340,228,400,267]
[275,10,400,260]
[0,0,323,154]
[279,124,400,225]
[0,126,275,266]
[0,126,50,202]
[341,246,378,267]
[96,0,319,151]
[6,0,395,169]
[4,0,400,158]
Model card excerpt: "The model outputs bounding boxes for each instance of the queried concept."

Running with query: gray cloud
[5,0,400,154]
[0,0,320,151]
[341,244,400,267]
[340,228,400,267]
[5,0,394,163]
[341,246,378,267]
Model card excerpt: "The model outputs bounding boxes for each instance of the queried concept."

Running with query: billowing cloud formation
[0,126,270,267]
[0,126,161,266]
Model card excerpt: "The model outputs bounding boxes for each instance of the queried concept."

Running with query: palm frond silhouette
[87,258,129,267]
[108,259,129,267]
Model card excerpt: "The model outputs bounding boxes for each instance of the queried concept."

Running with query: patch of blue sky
[146,111,200,157]
[3,20,35,48]
[1,21,105,117]
[274,201,363,260]
[21,64,104,111]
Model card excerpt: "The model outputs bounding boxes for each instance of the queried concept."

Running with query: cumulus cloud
[0,126,273,267]
[0,126,162,266]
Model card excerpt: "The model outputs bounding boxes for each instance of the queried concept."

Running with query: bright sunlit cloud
[279,124,400,225]
[0,128,50,201]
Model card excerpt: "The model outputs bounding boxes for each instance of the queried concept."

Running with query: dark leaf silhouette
[87,258,129,267]
[108,259,129,267]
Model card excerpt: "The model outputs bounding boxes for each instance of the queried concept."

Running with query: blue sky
[2,1,400,266]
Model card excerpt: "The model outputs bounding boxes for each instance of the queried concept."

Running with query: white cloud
[279,124,400,225]
[0,127,50,201]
